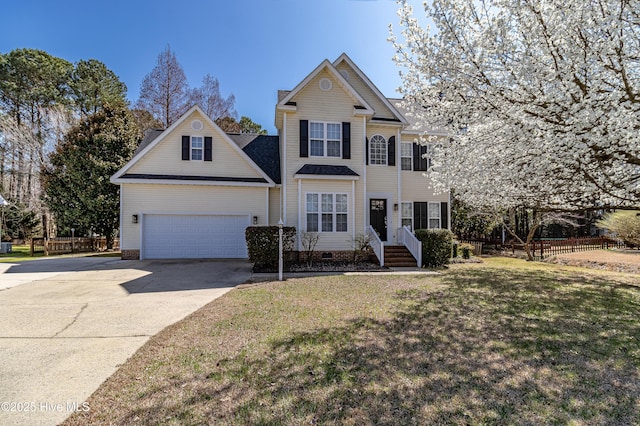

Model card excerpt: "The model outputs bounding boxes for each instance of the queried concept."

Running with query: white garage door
[142,214,250,259]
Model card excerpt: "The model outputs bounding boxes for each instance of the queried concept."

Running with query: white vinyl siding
[120,183,267,252]
[128,110,265,180]
[281,69,365,250]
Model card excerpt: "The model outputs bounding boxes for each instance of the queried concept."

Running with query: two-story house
[111,53,449,264]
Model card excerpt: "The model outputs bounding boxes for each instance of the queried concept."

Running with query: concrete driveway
[0,256,250,426]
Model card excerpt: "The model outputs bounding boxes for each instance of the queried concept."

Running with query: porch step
[384,245,418,268]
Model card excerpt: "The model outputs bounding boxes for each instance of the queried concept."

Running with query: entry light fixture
[132,214,139,224]
[253,216,258,225]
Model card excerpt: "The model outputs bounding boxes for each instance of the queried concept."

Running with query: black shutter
[204,136,212,161]
[299,120,309,158]
[413,143,428,171]
[440,202,449,229]
[182,135,190,160]
[365,137,369,165]
[414,202,427,230]
[342,122,351,159]
[388,136,395,166]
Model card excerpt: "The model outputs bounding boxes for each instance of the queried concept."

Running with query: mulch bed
[545,249,640,274]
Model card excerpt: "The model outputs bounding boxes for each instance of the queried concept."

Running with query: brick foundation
[121,249,140,260]
[294,250,377,264]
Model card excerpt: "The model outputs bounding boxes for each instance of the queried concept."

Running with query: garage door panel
[143,214,249,259]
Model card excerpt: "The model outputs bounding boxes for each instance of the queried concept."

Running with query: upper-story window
[369,134,387,165]
[181,135,212,162]
[401,142,413,170]
[411,142,442,171]
[310,122,341,157]
[191,136,203,161]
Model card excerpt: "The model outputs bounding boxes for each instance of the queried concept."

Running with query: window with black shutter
[388,136,396,166]
[300,120,309,158]
[414,202,428,229]
[342,122,351,159]
[413,144,429,171]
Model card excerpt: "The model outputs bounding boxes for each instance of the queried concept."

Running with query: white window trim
[305,192,348,233]
[309,121,342,158]
[401,142,413,171]
[369,134,387,166]
[191,136,204,161]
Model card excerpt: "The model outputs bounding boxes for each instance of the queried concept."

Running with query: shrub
[459,243,474,259]
[245,226,296,271]
[353,233,373,263]
[597,211,640,247]
[300,232,320,266]
[415,229,454,268]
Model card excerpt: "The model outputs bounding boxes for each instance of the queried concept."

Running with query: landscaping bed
[546,249,640,274]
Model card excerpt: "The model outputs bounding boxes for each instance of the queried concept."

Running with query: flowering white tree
[391,0,640,258]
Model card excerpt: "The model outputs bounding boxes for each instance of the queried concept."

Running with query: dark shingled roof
[135,129,164,155]
[277,90,292,102]
[120,174,268,184]
[295,164,359,177]
[228,134,281,184]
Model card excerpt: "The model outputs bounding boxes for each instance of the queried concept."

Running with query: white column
[363,116,367,230]
[352,180,356,249]
[298,179,302,251]
[397,128,402,243]
[282,112,287,225]
[265,186,269,225]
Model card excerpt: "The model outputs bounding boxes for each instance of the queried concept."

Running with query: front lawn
[0,244,43,262]
[65,258,640,425]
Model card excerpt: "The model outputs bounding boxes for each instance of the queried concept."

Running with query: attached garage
[141,214,251,259]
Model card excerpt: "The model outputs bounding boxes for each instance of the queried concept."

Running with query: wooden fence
[30,237,120,256]
[458,240,484,255]
[525,237,623,260]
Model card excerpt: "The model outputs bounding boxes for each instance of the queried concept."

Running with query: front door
[370,199,387,241]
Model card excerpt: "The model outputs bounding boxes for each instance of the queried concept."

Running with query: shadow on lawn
[115,267,640,425]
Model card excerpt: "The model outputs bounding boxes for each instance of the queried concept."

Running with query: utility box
[0,242,12,254]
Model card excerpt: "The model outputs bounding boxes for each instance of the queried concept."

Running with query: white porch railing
[366,225,384,267]
[398,226,422,267]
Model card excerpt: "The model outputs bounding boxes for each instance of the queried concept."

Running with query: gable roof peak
[276,58,374,114]
[111,105,275,185]
[332,54,408,125]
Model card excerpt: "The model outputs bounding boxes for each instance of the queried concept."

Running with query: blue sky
[1,0,425,133]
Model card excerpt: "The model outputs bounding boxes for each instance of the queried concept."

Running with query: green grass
[64,258,640,425]
[0,244,120,262]
[0,245,44,262]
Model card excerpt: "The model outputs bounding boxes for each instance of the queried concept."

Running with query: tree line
[0,45,266,246]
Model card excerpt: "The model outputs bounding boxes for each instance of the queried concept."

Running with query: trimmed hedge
[415,228,454,268]
[245,226,296,270]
